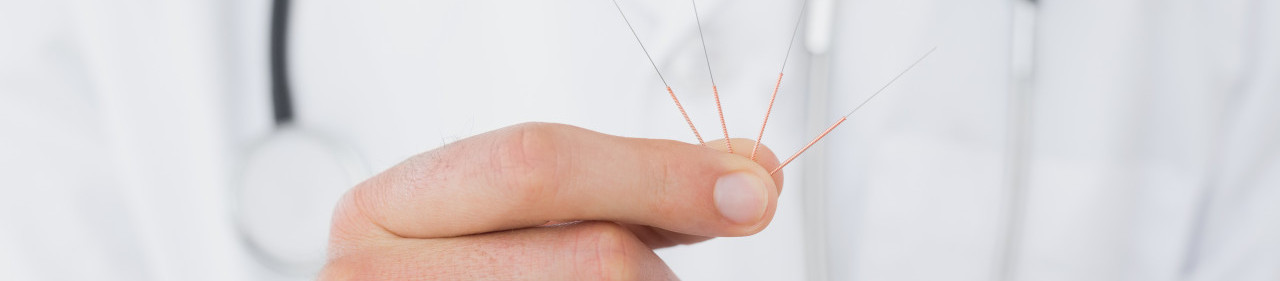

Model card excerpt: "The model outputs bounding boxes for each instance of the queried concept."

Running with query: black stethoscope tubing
[271,0,294,126]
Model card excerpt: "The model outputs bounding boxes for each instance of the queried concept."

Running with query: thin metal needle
[840,47,937,118]
[771,116,844,175]
[691,0,731,152]
[771,47,937,175]
[613,0,706,145]
[751,0,810,161]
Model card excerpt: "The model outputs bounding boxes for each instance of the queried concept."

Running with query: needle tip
[842,46,938,118]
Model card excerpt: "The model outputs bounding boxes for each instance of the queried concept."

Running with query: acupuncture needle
[750,0,810,161]
[612,0,707,145]
[771,47,937,175]
[690,0,732,153]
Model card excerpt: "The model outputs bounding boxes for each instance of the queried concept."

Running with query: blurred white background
[0,0,1277,280]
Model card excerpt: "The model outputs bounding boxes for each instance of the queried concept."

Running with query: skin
[321,122,784,280]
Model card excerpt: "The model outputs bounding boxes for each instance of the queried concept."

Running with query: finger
[623,138,784,249]
[339,122,783,240]
[322,222,678,281]
[497,140,783,250]
[706,138,784,193]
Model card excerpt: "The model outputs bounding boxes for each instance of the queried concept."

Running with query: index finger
[330,123,783,241]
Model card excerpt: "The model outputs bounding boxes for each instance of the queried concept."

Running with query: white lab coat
[0,0,1276,281]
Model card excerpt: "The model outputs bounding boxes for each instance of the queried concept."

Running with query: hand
[320,122,783,280]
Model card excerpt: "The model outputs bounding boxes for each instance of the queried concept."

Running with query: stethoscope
[232,0,369,275]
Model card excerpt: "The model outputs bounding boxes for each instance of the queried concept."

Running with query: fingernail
[714,172,768,225]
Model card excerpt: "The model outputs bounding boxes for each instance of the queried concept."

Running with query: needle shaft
[751,0,810,160]
[770,47,937,174]
[613,0,706,145]
[692,0,731,152]
[842,47,937,118]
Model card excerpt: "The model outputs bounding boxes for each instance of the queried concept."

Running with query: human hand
[321,123,783,280]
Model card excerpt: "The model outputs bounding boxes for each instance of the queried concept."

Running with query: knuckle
[493,122,563,206]
[647,156,681,219]
[573,223,640,281]
[327,190,370,244]
[637,139,688,219]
